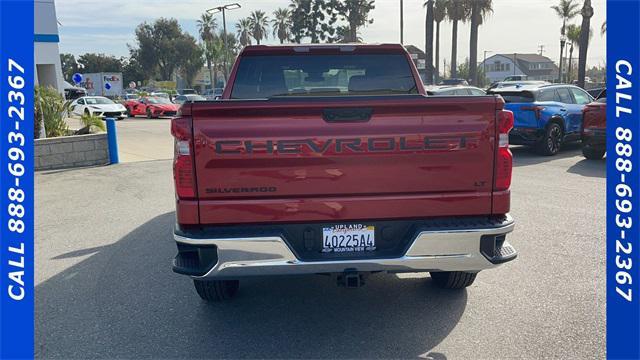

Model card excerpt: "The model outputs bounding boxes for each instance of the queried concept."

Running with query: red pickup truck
[581,89,607,160]
[171,44,517,301]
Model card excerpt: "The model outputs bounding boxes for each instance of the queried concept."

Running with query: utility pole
[538,44,545,56]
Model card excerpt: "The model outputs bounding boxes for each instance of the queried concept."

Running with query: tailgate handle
[323,108,372,123]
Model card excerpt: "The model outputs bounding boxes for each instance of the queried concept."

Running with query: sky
[56,0,607,69]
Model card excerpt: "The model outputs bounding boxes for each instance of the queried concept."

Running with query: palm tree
[424,0,435,84]
[197,13,217,92]
[551,0,580,36]
[337,0,375,43]
[577,0,593,88]
[551,0,580,82]
[249,10,269,45]
[565,24,581,82]
[236,18,252,47]
[446,0,469,78]
[433,0,447,83]
[271,8,292,44]
[468,0,492,86]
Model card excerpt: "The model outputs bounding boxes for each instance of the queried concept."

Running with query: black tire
[430,271,477,289]
[146,108,153,119]
[84,108,91,117]
[125,107,132,117]
[193,279,239,301]
[535,122,564,156]
[582,145,606,160]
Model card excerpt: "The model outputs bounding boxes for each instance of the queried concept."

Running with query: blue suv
[488,84,594,155]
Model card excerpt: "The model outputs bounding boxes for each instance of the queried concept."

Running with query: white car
[70,96,127,120]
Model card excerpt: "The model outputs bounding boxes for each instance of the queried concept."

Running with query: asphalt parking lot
[35,118,605,359]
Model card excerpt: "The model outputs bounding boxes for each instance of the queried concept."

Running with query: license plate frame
[321,224,376,253]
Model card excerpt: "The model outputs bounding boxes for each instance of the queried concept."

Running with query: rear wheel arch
[546,116,565,132]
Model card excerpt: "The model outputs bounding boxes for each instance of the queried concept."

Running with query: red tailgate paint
[582,101,606,133]
[191,97,500,225]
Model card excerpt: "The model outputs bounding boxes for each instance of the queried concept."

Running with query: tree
[577,0,593,88]
[456,58,486,85]
[177,34,205,87]
[335,25,363,43]
[332,0,375,43]
[249,10,269,45]
[551,0,580,82]
[197,12,217,89]
[122,50,146,85]
[236,18,253,47]
[424,0,435,85]
[77,53,122,73]
[446,0,469,78]
[133,18,186,80]
[551,0,580,36]
[468,0,492,86]
[565,24,581,82]
[272,8,292,43]
[433,0,447,82]
[60,53,79,82]
[216,30,240,79]
[289,0,338,43]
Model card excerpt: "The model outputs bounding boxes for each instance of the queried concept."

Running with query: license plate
[322,224,375,253]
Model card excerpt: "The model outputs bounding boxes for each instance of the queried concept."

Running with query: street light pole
[400,0,404,44]
[222,8,228,81]
[558,35,566,83]
[207,3,241,87]
[483,50,492,86]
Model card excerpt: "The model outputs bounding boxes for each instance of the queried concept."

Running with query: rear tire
[535,122,563,156]
[430,271,477,289]
[193,279,239,301]
[582,146,605,160]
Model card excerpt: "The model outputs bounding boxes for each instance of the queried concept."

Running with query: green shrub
[76,113,106,135]
[34,86,69,138]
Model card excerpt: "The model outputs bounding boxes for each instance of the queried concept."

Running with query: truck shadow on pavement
[566,158,606,178]
[36,212,466,359]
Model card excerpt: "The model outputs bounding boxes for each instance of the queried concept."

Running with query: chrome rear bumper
[174,215,516,279]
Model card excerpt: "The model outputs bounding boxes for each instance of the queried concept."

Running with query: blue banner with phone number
[0,0,34,359]
[607,0,640,359]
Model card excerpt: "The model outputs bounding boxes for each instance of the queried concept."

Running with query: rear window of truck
[230,54,418,99]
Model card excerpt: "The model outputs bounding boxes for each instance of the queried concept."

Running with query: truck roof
[240,43,408,55]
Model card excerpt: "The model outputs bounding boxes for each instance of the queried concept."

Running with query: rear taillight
[495,110,514,191]
[171,117,196,199]
[520,105,545,120]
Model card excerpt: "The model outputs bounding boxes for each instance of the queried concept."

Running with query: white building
[35,0,64,93]
[480,54,559,83]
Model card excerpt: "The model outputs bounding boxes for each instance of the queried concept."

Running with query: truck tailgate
[191,96,500,224]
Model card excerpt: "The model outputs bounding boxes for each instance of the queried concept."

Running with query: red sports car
[124,96,180,118]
